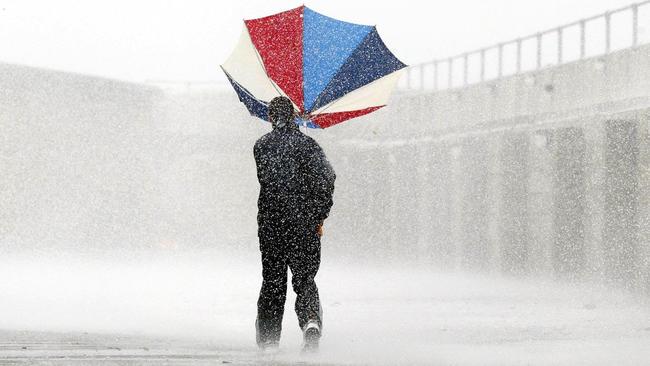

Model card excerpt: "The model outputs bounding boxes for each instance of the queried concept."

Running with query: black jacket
[254,126,336,226]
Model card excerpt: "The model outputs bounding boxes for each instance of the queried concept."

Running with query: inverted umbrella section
[221,5,407,129]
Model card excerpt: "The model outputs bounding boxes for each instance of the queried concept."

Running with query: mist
[2,1,650,365]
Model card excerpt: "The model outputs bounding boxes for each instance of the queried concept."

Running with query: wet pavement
[0,330,319,365]
[1,257,650,365]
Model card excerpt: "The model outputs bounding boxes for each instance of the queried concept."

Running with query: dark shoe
[258,340,279,354]
[302,321,320,353]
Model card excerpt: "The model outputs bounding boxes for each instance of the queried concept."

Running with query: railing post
[406,67,411,89]
[420,65,425,90]
[605,11,611,54]
[448,58,453,89]
[632,4,639,47]
[433,61,439,91]
[580,20,586,59]
[463,53,469,86]
[536,33,542,69]
[516,39,522,73]
[481,48,485,82]
[557,27,563,64]
[498,44,504,77]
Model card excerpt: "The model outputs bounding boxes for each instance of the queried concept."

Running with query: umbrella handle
[296,112,309,134]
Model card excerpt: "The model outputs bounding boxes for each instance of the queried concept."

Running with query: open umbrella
[221,5,407,129]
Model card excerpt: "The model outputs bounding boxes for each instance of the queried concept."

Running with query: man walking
[253,96,336,352]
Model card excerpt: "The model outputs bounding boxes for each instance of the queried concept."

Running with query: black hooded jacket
[253,125,336,226]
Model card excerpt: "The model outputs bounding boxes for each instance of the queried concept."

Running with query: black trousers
[256,218,322,346]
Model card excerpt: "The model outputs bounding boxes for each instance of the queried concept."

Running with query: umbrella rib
[220,65,269,107]
[311,95,343,116]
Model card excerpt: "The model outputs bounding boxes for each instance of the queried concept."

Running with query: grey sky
[0,0,641,83]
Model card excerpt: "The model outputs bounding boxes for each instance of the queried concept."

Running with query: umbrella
[221,5,407,129]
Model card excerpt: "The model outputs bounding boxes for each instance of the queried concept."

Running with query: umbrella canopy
[221,5,407,129]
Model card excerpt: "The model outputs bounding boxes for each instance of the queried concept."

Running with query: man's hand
[317,222,324,237]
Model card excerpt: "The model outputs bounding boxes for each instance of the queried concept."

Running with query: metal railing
[403,0,650,91]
